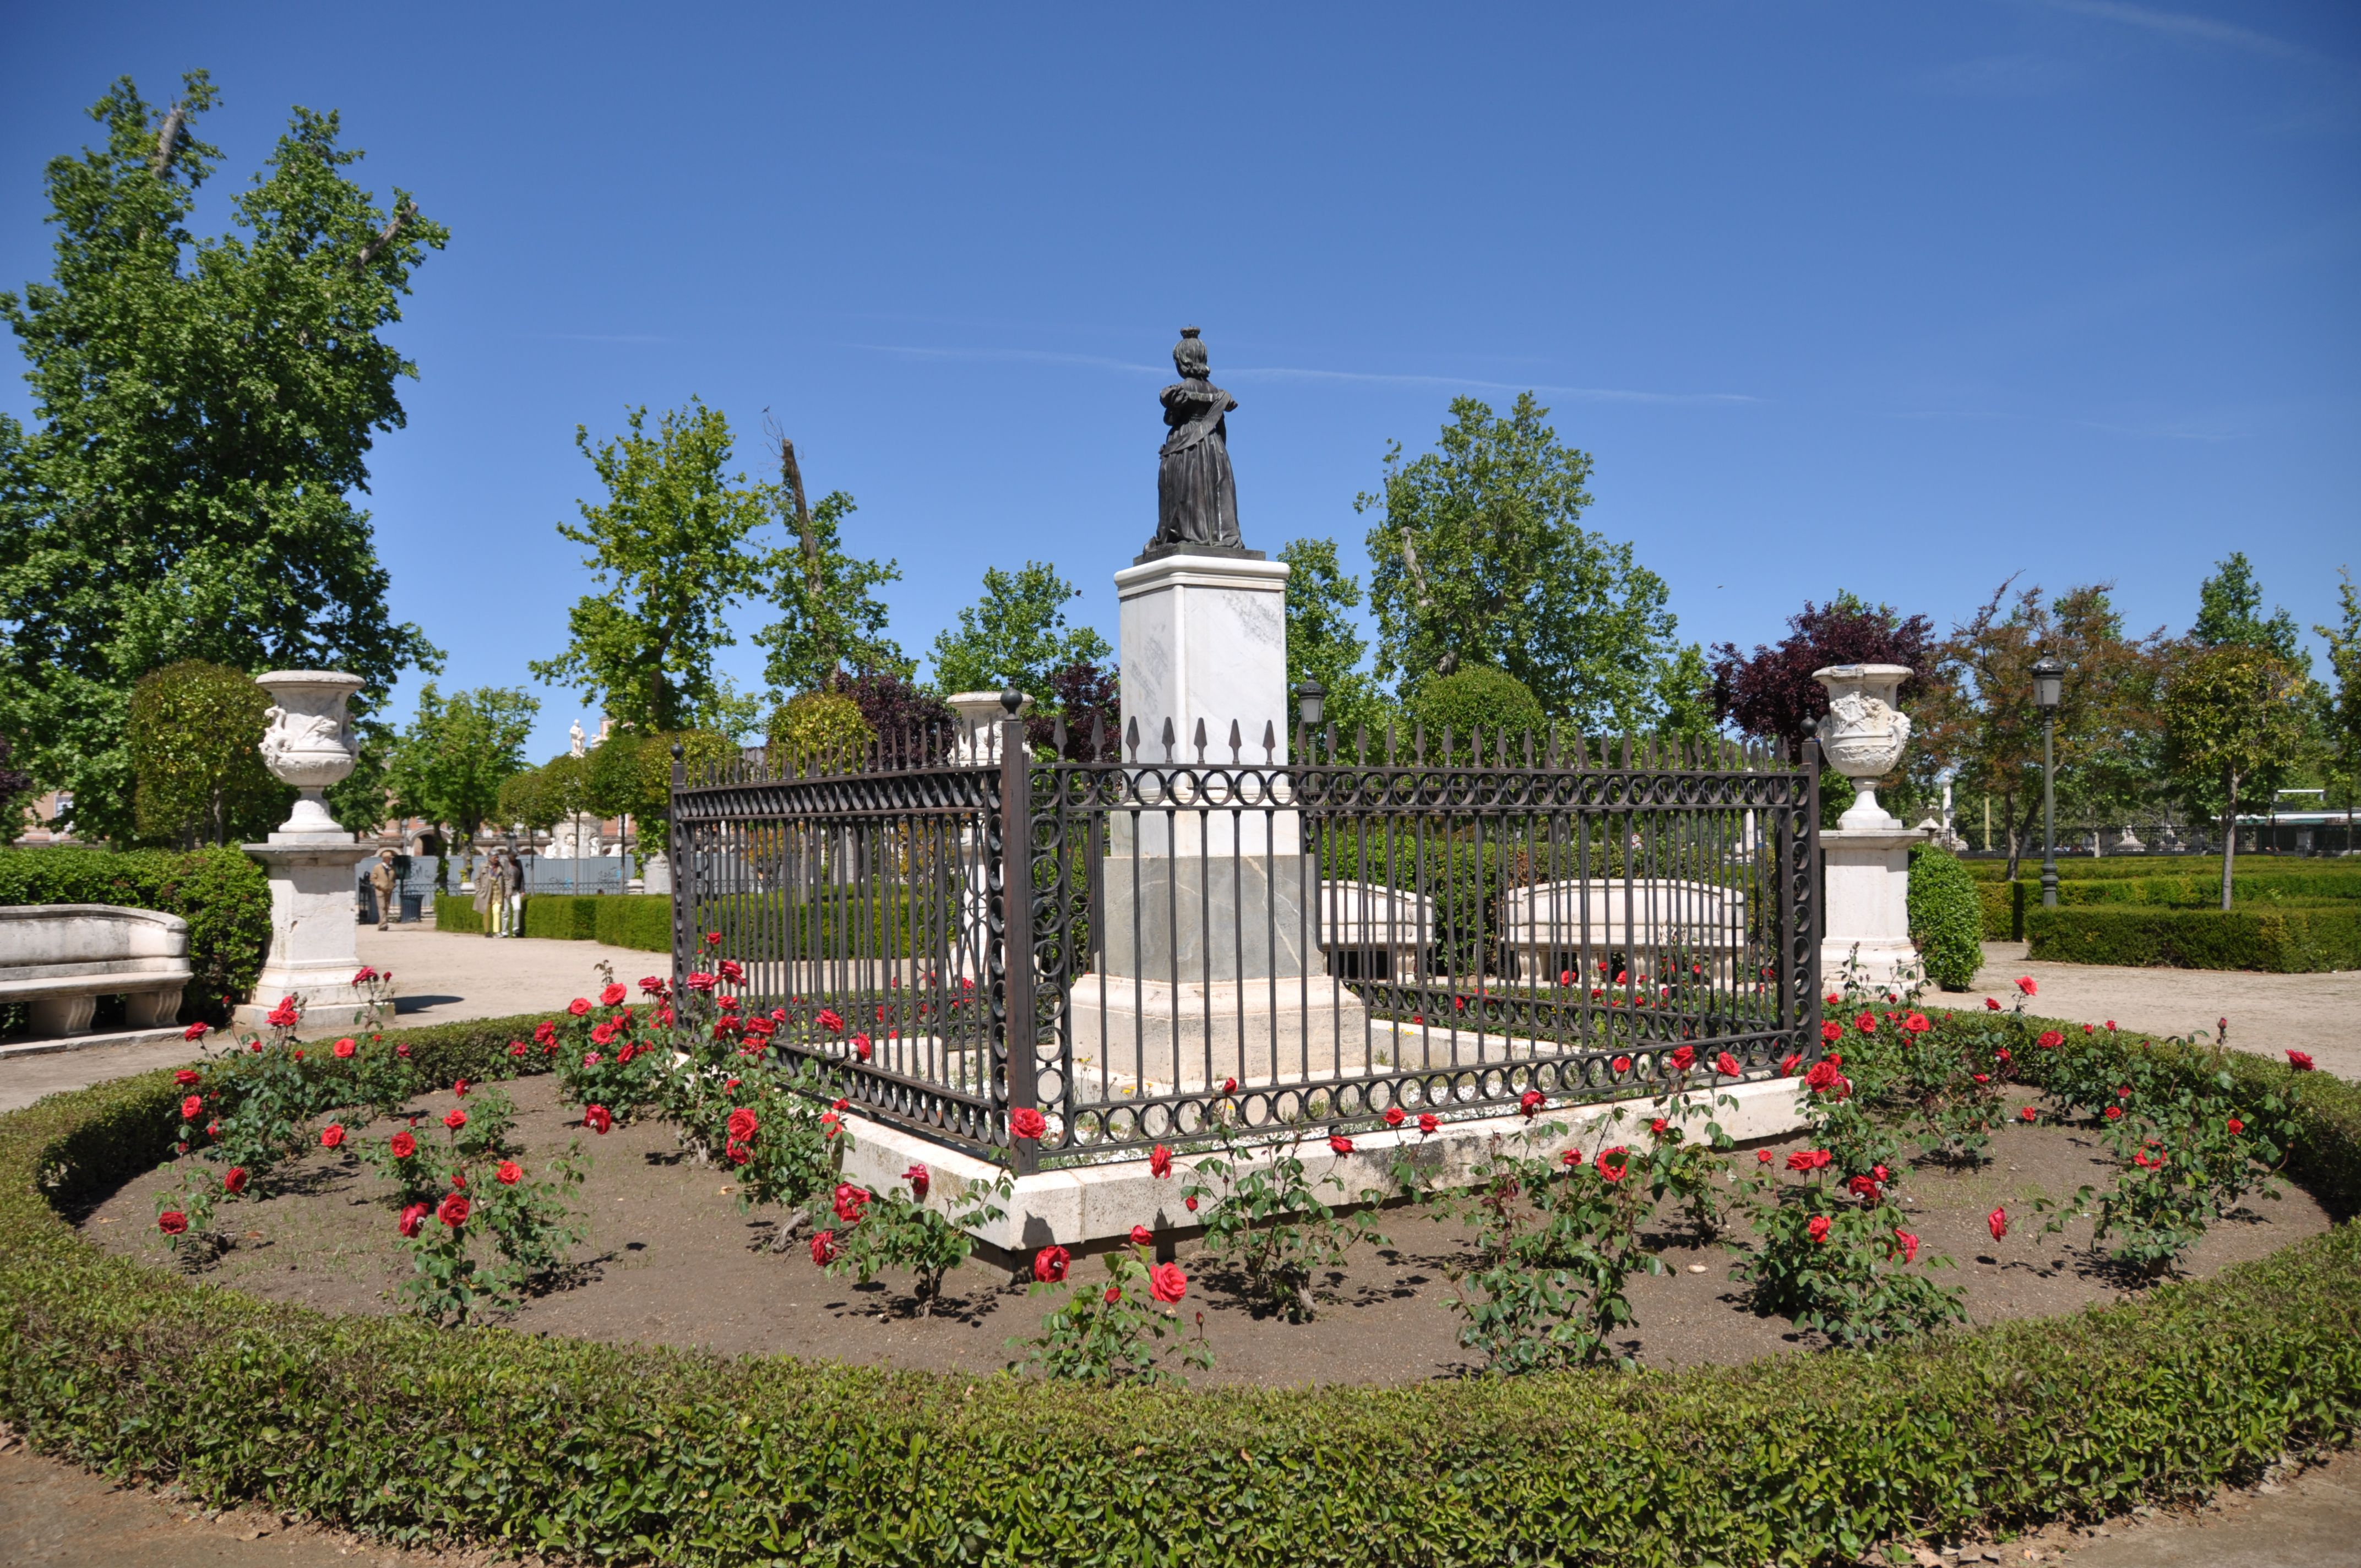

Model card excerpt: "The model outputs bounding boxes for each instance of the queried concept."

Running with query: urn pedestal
[1812,663,1928,989]
[235,672,383,1035]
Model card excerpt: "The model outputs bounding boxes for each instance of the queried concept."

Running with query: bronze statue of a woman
[1152,327,1243,550]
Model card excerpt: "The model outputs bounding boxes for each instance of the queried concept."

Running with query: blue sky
[3,1,2355,760]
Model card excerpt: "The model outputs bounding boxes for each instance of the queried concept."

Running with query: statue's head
[1172,326,1208,379]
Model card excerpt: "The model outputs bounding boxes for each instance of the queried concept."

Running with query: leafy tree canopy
[0,72,445,840]
[127,660,288,847]
[753,427,907,696]
[1026,661,1121,761]
[2161,645,2308,905]
[1357,394,1679,731]
[530,400,771,737]
[1277,536,1388,742]
[927,561,1111,700]
[385,684,539,847]
[765,692,875,776]
[2191,552,2302,667]
[2315,568,2361,810]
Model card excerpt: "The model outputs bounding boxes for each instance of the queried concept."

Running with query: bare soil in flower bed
[80,1074,2332,1386]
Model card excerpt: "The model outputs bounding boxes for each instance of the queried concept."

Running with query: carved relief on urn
[1811,663,1914,831]
[256,671,365,837]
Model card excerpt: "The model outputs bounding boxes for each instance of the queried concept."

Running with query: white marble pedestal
[236,834,379,1034]
[1820,823,1929,990]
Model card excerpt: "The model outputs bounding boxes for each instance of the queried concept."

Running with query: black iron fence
[672,714,1824,1172]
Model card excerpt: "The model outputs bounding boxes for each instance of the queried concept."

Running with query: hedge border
[2026,904,2361,973]
[2,1012,2358,1565]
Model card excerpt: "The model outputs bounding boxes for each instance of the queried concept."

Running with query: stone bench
[0,905,192,1037]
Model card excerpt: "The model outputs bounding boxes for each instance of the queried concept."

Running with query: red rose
[2038,1030,2064,1048]
[454,1078,470,1098]
[1130,1224,1153,1246]
[1009,1107,1048,1140]
[584,1104,613,1133]
[727,1107,759,1142]
[568,997,591,1016]
[2227,1117,2245,1135]
[1847,1174,1880,1200]
[1560,1149,1579,1167]
[157,1209,188,1235]
[388,1131,417,1159]
[1972,1073,1989,1085]
[1149,1144,1173,1177]
[2104,1105,2123,1120]
[1894,1228,1920,1263]
[1649,1118,1669,1136]
[2288,1051,2316,1072]
[1903,1012,1930,1034]
[1595,1146,1629,1183]
[1756,1148,1773,1164]
[601,982,627,1007]
[332,1037,356,1059]
[354,966,377,984]
[1611,1055,1630,1075]
[535,1021,558,1045]
[853,1033,873,1060]
[1517,1089,1543,1119]
[1418,1112,1439,1135]
[320,1123,346,1149]
[438,1193,470,1229]
[496,1161,523,1186]
[181,1021,209,1042]
[2083,1023,2095,1035]
[1329,1134,1354,1156]
[1105,1284,1123,1304]
[267,998,300,1028]
[1806,1215,1830,1243]
[174,1069,200,1086]
[451,1172,467,1189]
[1715,1052,1742,1078]
[1985,997,2001,1011]
[1383,1107,1406,1128]
[1668,1046,1695,1072]
[223,1167,248,1194]
[179,1094,203,1121]
[1222,1076,1238,1094]
[1149,1261,1187,1303]
[399,1202,429,1238]
[2019,1107,2038,1123]
[720,960,744,983]
[814,1006,844,1031]
[1184,1195,1198,1212]
[396,1042,411,1058]
[833,1183,871,1223]
[809,1229,837,1265]
[1786,1148,1832,1173]
[1034,1244,1070,1283]
[444,1108,467,1131]
[1853,1011,1876,1034]
[1988,1206,2008,1240]
[1781,1053,1804,1075]
[2015,976,2037,996]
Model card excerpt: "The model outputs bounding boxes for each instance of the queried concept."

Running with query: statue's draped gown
[1156,377,1241,547]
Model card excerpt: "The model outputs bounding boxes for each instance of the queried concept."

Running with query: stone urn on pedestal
[1812,663,1928,989]
[234,672,384,1034]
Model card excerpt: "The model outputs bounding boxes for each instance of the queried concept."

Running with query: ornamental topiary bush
[1403,666,1546,759]
[0,846,269,1023]
[1907,843,1982,990]
[2027,904,2361,972]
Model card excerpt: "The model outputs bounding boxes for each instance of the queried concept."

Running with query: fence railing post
[1800,737,1824,1054]
[669,741,687,995]
[997,712,1039,1175]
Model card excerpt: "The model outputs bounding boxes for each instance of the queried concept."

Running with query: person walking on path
[367,849,399,931]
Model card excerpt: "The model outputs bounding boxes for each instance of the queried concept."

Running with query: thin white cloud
[852,343,1755,406]
[2034,1,2320,65]
[537,333,675,344]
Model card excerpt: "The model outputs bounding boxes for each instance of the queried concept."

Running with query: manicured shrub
[4,1010,2361,1565]
[0,846,269,1022]
[592,894,672,952]
[433,892,479,934]
[1403,665,1546,757]
[1906,845,1982,990]
[2027,904,2361,972]
[521,894,600,940]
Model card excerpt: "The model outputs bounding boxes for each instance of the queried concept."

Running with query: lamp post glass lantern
[1296,679,1324,731]
[2032,655,2066,909]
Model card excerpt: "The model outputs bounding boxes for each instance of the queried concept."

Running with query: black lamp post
[2032,655,2066,910]
[1296,679,1325,735]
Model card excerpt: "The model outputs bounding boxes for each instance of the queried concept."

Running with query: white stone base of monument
[1820,821,1928,990]
[236,835,380,1036]
[640,853,672,895]
[1114,548,1291,760]
[1067,974,1372,1093]
[833,1074,1811,1253]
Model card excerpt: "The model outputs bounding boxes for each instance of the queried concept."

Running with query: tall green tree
[126,660,289,847]
[2315,567,2361,816]
[2191,552,2303,665]
[1357,394,1678,731]
[927,562,1110,698]
[0,72,445,840]
[753,428,907,696]
[384,684,539,850]
[1276,536,1386,740]
[2161,646,2308,906]
[531,400,771,736]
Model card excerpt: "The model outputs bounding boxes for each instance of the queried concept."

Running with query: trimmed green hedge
[1974,867,2361,940]
[1907,845,1982,990]
[523,894,601,941]
[433,892,478,934]
[2027,904,2361,973]
[438,892,671,951]
[594,894,671,952]
[0,847,271,1023]
[2,1014,2359,1564]
[1963,854,2361,883]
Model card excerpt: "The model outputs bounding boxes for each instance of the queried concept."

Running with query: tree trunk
[2218,766,2239,912]
[2002,784,2021,881]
